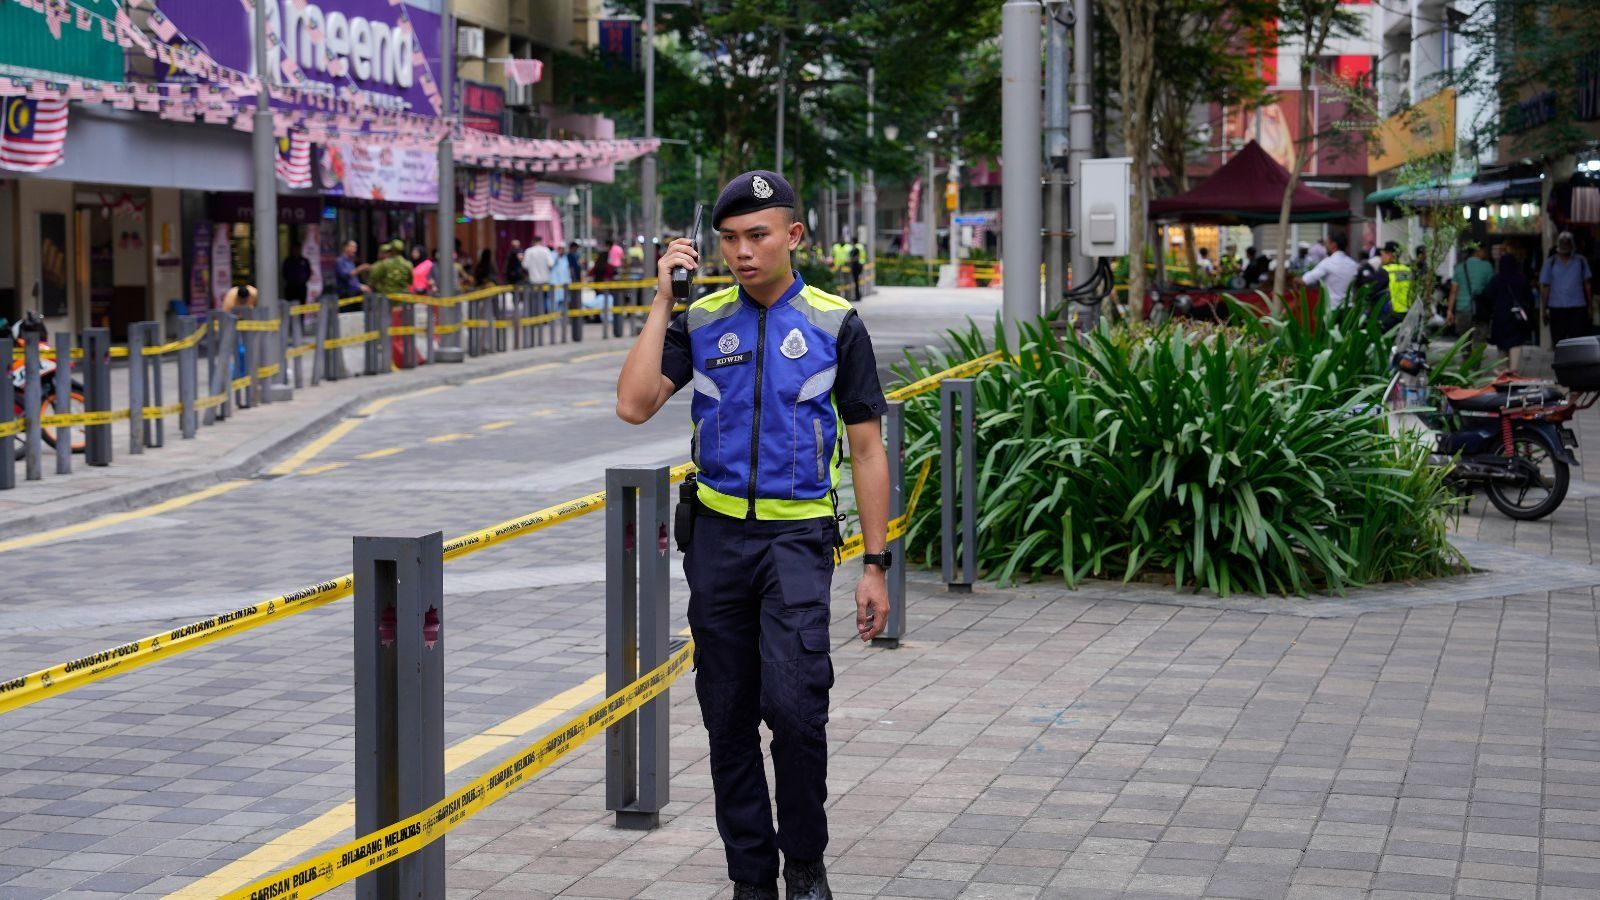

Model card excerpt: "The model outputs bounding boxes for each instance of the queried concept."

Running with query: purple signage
[158,0,442,116]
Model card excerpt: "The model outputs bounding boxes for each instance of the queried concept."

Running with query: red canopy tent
[1149,141,1349,224]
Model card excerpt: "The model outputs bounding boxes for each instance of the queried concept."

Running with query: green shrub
[892,317,1467,596]
[795,258,838,293]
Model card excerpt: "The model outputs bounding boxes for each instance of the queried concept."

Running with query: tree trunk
[1107,0,1161,321]
[1270,64,1317,312]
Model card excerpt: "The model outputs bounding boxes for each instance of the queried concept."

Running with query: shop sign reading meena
[158,0,442,115]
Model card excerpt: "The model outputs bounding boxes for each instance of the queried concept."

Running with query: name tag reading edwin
[707,352,752,369]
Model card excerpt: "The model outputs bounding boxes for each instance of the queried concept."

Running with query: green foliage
[794,258,839,294]
[891,316,1468,596]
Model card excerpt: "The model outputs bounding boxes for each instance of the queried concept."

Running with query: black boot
[783,858,832,900]
[732,880,779,900]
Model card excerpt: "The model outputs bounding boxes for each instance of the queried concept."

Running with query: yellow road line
[358,385,452,417]
[0,481,252,555]
[465,362,559,385]
[356,447,405,460]
[572,399,600,408]
[297,463,347,476]
[425,432,473,443]
[570,350,626,363]
[267,419,364,476]
[165,674,608,899]
[528,409,553,418]
[479,420,515,431]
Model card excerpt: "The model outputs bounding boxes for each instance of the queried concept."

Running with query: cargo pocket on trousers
[798,626,835,729]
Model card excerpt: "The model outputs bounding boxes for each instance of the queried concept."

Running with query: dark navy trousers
[685,512,836,884]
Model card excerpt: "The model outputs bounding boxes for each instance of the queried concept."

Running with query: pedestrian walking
[334,240,372,297]
[847,243,864,302]
[1448,241,1492,343]
[368,239,414,296]
[504,240,527,285]
[615,170,891,900]
[1540,231,1594,346]
[473,249,498,287]
[411,246,436,294]
[1489,250,1535,373]
[281,244,313,304]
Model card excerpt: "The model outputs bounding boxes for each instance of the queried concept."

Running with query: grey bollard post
[144,324,165,448]
[315,294,335,383]
[289,304,306,388]
[177,316,198,439]
[127,322,147,455]
[873,401,908,648]
[218,311,238,419]
[82,328,112,465]
[0,338,14,489]
[22,338,42,481]
[268,300,293,401]
[605,465,671,831]
[237,308,257,409]
[374,295,391,376]
[602,292,613,341]
[354,531,445,900]
[570,287,583,343]
[52,331,73,475]
[940,379,977,593]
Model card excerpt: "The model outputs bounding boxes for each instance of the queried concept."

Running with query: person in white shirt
[522,236,556,286]
[1298,231,1361,311]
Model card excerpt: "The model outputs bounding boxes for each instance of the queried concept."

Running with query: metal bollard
[217,311,238,419]
[873,401,908,648]
[316,294,335,383]
[289,303,306,388]
[570,287,583,343]
[237,308,258,408]
[602,292,613,340]
[353,531,445,900]
[144,323,165,448]
[0,338,14,489]
[127,322,147,454]
[177,316,198,439]
[22,338,42,481]
[605,465,671,830]
[83,328,112,466]
[269,300,293,401]
[53,331,72,475]
[939,379,977,592]
[375,295,391,375]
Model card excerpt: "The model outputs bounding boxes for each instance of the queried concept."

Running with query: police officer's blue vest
[685,275,854,520]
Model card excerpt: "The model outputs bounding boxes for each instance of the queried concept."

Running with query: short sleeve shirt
[662,303,888,425]
[335,256,361,296]
[1541,254,1593,309]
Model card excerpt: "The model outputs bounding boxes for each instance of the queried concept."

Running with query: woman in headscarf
[1488,249,1534,373]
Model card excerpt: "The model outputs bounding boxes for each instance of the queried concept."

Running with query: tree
[1269,0,1364,298]
[1149,0,1275,274]
[1101,0,1176,319]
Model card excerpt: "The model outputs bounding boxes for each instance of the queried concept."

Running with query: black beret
[711,170,795,228]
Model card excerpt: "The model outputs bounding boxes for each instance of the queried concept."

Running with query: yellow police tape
[144,326,209,357]
[834,458,932,565]
[459,318,490,329]
[195,392,228,412]
[0,419,25,438]
[235,320,282,333]
[39,408,131,427]
[286,343,316,359]
[257,364,282,380]
[0,466,696,716]
[337,296,366,309]
[231,375,252,392]
[323,331,379,350]
[389,326,422,337]
[223,642,693,900]
[434,323,461,336]
[289,302,321,316]
[142,401,185,419]
[885,351,1003,402]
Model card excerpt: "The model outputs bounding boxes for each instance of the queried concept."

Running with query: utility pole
[642,0,658,275]
[775,34,787,175]
[846,171,857,247]
[1000,0,1042,344]
[1044,5,1070,311]
[1068,0,1094,293]
[923,146,937,264]
[949,108,961,265]
[434,0,463,362]
[863,65,877,283]
[251,0,277,332]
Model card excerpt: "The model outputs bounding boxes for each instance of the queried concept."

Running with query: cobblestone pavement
[7,288,1600,899]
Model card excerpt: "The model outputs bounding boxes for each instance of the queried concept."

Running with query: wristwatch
[862,551,893,570]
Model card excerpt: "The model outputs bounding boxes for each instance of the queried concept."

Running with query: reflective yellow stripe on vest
[1384,263,1414,313]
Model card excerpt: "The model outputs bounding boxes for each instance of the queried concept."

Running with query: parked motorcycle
[1384,306,1591,520]
[7,312,88,460]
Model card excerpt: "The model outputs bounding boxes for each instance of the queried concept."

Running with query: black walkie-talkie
[672,202,705,302]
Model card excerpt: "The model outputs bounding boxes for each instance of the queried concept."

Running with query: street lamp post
[251,0,278,372]
[434,0,463,362]
[924,133,937,267]
[949,108,961,265]
[863,66,877,291]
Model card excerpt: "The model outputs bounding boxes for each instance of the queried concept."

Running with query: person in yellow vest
[1359,241,1412,331]
[831,240,850,271]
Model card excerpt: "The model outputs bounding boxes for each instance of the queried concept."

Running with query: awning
[1368,177,1544,208]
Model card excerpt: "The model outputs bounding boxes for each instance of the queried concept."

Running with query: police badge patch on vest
[707,352,752,368]
[718,332,740,354]
[780,328,808,359]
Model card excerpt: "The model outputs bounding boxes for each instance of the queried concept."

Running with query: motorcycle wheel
[10,387,88,460]
[1485,432,1570,521]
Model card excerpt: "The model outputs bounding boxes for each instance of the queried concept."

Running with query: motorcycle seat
[1449,384,1565,412]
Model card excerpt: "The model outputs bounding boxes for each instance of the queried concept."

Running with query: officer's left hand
[856,571,889,642]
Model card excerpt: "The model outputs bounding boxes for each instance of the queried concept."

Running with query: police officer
[616,170,891,900]
[1359,240,1412,330]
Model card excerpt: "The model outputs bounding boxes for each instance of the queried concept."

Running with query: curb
[0,338,629,544]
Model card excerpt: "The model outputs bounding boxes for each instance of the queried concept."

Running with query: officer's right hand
[656,238,699,301]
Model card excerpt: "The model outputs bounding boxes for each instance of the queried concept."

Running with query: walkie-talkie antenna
[672,202,705,301]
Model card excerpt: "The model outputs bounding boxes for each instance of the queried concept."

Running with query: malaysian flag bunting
[0,96,68,172]
[275,129,312,188]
